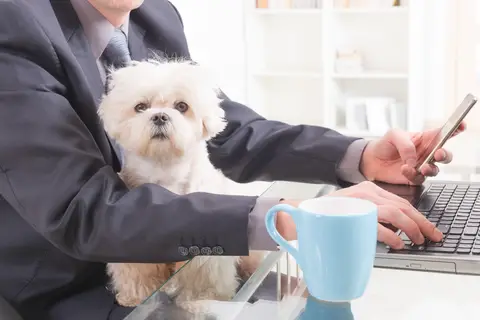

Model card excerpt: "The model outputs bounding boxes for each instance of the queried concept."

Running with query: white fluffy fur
[98,59,261,307]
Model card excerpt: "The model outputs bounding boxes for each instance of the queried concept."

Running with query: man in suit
[0,0,461,319]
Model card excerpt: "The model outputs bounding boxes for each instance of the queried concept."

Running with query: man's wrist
[336,139,369,183]
[248,197,281,251]
[359,140,377,181]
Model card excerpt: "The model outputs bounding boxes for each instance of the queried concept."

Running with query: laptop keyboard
[391,183,480,255]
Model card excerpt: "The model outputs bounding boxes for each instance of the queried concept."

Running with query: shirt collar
[71,0,130,60]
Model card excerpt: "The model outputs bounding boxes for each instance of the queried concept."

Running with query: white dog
[98,59,260,307]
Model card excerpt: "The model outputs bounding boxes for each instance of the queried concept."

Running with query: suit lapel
[131,0,191,60]
[51,1,121,170]
[128,23,148,61]
[52,1,105,105]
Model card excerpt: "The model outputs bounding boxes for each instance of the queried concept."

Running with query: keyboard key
[472,249,480,255]
[439,219,454,225]
[428,242,444,247]
[456,248,471,254]
[417,196,438,211]
[400,232,410,241]
[443,242,457,248]
[426,247,455,253]
[446,234,461,240]
[450,228,464,235]
[462,235,475,240]
[464,227,479,236]
[407,244,425,251]
[436,225,450,234]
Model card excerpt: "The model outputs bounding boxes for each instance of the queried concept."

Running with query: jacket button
[200,247,212,255]
[189,246,200,256]
[178,246,189,256]
[212,246,224,255]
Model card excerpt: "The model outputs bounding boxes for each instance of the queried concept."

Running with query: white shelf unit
[244,0,428,137]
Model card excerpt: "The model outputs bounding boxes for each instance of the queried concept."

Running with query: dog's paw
[175,300,213,318]
[116,293,142,307]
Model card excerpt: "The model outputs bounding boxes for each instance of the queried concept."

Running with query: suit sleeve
[208,93,361,184]
[0,1,256,263]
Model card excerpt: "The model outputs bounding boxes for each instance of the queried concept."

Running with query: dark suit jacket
[0,0,359,319]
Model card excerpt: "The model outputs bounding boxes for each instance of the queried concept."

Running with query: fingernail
[415,234,425,244]
[393,242,404,250]
[434,228,444,239]
[442,150,447,160]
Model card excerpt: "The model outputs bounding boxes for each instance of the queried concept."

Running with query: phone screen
[416,93,477,169]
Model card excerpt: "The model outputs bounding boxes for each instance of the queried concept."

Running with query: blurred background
[171,0,480,182]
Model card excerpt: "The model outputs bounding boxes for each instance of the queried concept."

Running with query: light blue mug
[265,197,378,302]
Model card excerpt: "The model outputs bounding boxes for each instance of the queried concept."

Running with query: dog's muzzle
[151,113,170,140]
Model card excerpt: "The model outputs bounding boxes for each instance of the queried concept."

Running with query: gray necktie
[101,28,132,69]
[101,28,130,170]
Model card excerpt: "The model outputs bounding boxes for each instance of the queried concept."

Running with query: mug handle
[265,204,302,264]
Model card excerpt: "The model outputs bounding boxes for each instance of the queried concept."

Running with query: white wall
[169,0,249,106]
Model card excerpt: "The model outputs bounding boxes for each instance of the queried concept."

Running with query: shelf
[253,8,323,15]
[332,72,408,79]
[331,7,408,14]
[252,71,322,79]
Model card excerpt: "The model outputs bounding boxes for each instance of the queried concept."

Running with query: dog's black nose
[151,113,170,126]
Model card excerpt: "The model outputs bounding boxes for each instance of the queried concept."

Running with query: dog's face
[98,60,226,160]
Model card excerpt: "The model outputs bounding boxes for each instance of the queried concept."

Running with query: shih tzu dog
[98,59,261,307]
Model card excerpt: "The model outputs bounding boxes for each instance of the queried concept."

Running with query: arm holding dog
[0,2,261,263]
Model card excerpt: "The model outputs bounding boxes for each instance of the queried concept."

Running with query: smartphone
[416,93,478,171]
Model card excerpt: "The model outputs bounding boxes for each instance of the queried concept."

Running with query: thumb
[386,129,417,167]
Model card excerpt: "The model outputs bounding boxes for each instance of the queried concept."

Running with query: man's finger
[377,223,404,249]
[377,205,424,244]
[401,164,425,185]
[372,183,411,206]
[373,187,442,242]
[433,149,453,164]
[396,202,443,242]
[420,163,439,176]
[378,184,442,242]
[451,121,467,137]
[386,129,417,167]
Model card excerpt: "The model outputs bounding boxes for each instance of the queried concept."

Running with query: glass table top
[124,161,480,320]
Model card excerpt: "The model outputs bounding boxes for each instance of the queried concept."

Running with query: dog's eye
[134,103,148,113]
[174,101,189,113]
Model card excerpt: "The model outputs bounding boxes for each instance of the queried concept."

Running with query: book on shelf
[334,0,403,8]
[256,0,322,9]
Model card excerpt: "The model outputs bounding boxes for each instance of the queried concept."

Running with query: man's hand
[360,123,466,185]
[276,199,301,241]
[276,182,443,249]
